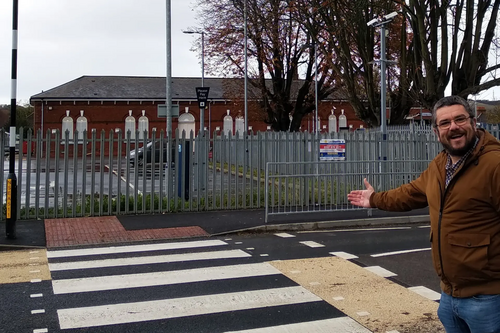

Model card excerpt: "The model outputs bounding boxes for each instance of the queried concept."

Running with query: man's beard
[441,131,477,157]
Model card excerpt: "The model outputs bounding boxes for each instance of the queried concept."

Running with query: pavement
[0,207,430,250]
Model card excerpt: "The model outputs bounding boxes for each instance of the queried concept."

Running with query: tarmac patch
[0,249,51,284]
[270,256,444,333]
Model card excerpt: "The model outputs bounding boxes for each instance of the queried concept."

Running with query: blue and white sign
[319,139,346,161]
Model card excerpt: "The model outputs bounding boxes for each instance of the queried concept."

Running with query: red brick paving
[45,216,209,248]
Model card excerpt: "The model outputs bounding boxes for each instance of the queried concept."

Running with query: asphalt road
[2,224,439,333]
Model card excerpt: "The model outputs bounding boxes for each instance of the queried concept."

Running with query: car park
[128,141,176,167]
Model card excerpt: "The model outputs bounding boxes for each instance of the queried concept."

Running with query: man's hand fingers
[363,178,373,190]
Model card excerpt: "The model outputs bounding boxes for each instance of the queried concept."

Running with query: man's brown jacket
[370,129,500,297]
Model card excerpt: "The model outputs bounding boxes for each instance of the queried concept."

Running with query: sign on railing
[319,139,346,161]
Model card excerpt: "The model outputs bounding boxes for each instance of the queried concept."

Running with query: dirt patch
[270,256,444,333]
[0,249,51,284]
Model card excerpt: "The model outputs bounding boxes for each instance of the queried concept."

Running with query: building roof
[30,75,346,102]
[30,76,226,101]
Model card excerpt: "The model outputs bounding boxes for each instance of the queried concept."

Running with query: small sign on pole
[319,139,346,161]
[157,104,179,118]
[196,87,210,109]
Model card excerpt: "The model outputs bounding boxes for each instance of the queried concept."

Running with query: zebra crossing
[46,239,371,332]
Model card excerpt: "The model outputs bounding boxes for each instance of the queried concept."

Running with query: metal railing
[1,125,498,221]
[264,160,431,222]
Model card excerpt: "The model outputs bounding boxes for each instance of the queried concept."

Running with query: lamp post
[166,0,172,135]
[183,30,205,132]
[314,41,318,134]
[367,11,398,190]
[244,0,248,133]
[301,42,319,134]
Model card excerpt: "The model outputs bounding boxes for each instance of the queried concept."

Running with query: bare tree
[196,0,338,131]
[402,0,500,109]
[195,0,500,127]
[484,105,500,123]
[300,0,500,125]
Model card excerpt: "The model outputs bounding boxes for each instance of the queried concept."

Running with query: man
[347,96,500,333]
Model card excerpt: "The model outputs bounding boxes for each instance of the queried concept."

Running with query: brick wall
[34,100,364,134]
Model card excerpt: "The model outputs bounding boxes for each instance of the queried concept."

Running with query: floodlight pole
[6,0,19,239]
[368,11,397,191]
[380,23,387,165]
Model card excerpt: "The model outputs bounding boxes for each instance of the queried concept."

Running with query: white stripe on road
[299,241,325,248]
[57,286,321,329]
[33,329,48,333]
[298,227,411,233]
[47,239,227,258]
[274,233,295,238]
[330,252,359,260]
[224,317,371,333]
[408,286,441,301]
[370,248,431,258]
[49,249,251,271]
[52,262,281,294]
[364,266,397,278]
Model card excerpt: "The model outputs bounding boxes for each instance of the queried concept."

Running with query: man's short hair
[432,96,475,126]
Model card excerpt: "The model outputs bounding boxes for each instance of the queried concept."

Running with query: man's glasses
[435,115,472,130]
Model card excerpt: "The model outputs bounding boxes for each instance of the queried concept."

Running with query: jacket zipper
[437,180,448,294]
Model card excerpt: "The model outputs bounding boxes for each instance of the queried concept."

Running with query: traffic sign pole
[196,87,210,135]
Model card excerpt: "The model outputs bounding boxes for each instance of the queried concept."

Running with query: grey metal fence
[1,125,499,221]
[264,160,431,222]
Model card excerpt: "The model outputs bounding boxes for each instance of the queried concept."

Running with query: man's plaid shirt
[445,137,479,188]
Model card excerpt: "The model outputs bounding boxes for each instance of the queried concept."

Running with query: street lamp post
[301,42,319,134]
[314,41,318,134]
[183,30,205,133]
[166,0,172,135]
[244,0,248,133]
[367,11,398,191]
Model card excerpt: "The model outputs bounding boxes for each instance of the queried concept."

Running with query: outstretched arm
[347,178,374,208]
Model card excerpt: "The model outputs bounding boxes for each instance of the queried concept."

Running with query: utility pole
[314,41,318,134]
[244,0,248,133]
[166,0,172,136]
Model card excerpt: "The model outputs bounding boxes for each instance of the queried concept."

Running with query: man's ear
[433,127,441,142]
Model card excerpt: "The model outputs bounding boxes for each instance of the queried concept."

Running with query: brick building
[30,76,366,137]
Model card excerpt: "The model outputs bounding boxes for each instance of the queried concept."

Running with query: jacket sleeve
[369,169,429,212]
[492,163,500,216]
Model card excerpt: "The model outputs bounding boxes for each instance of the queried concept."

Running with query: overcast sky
[1,1,499,106]
[0,0,203,105]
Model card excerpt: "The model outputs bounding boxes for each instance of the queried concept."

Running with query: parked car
[128,141,176,167]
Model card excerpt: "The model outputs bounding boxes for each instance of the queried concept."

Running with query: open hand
[347,178,374,208]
